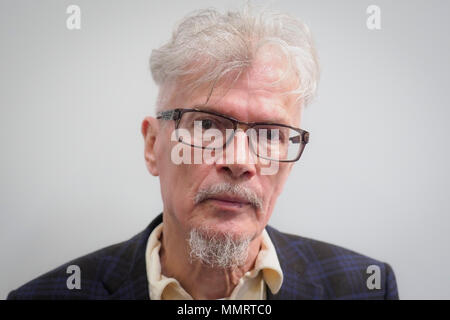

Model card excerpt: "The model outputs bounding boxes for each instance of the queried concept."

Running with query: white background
[1,0,449,299]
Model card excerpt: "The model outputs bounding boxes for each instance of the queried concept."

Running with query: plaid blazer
[7,214,398,300]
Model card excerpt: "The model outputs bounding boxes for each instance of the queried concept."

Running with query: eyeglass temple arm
[289,131,309,144]
[156,109,181,121]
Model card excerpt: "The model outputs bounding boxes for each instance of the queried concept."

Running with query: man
[8,7,398,300]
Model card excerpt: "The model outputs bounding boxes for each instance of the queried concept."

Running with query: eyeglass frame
[156,107,310,163]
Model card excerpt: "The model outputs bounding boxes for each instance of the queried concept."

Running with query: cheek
[156,138,188,211]
[156,131,213,201]
[159,159,211,214]
[263,164,291,206]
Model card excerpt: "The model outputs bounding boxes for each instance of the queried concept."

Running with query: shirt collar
[145,222,283,299]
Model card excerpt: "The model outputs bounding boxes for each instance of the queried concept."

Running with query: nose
[215,129,257,180]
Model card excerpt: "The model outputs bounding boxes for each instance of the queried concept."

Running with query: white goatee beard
[188,227,252,269]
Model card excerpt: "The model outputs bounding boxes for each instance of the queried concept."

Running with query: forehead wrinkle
[200,88,292,125]
[166,59,301,125]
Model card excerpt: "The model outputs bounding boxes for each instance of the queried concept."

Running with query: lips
[204,194,250,207]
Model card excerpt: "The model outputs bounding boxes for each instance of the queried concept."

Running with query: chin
[196,220,258,241]
[186,205,262,238]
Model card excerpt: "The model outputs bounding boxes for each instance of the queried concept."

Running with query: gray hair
[194,182,263,210]
[150,6,320,111]
[188,227,252,269]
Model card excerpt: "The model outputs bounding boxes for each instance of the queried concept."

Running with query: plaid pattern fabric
[7,214,398,300]
[265,227,398,299]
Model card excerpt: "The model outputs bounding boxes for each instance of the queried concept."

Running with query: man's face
[144,49,302,241]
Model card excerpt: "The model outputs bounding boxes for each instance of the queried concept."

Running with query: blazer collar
[107,214,163,299]
[265,226,324,300]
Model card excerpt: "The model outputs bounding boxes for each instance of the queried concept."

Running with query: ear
[141,116,160,176]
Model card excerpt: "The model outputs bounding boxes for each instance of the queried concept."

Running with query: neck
[159,215,262,299]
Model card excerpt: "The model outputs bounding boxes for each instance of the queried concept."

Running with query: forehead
[196,84,297,124]
[167,47,302,124]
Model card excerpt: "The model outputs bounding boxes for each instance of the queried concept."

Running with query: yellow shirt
[145,222,283,300]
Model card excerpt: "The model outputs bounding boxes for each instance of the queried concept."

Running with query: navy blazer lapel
[107,214,163,299]
[265,226,325,300]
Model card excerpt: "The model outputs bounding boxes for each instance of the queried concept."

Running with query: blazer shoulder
[7,227,149,300]
[266,225,399,299]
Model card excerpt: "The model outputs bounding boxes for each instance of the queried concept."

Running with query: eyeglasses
[156,107,310,162]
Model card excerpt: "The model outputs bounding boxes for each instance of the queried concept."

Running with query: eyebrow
[193,105,290,124]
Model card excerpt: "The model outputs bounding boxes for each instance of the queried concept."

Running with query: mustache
[194,183,263,210]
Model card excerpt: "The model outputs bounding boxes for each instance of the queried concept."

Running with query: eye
[201,119,213,130]
[265,129,285,143]
[192,117,218,130]
[289,135,301,144]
